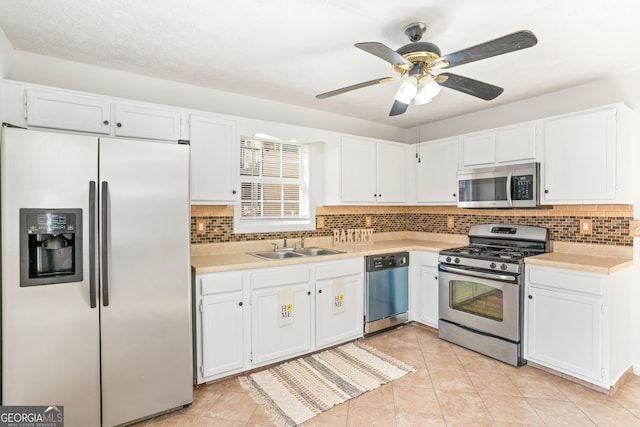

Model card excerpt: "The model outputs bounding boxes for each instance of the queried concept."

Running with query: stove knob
[489,262,496,269]
[500,263,508,271]
[446,256,452,263]
[454,257,460,264]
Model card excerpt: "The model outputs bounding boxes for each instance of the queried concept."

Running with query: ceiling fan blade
[355,42,414,70]
[316,76,396,99]
[389,100,409,116]
[436,72,504,100]
[434,30,537,69]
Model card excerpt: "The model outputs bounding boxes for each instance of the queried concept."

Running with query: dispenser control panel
[26,212,77,234]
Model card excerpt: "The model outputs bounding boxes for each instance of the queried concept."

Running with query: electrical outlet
[196,219,206,234]
[316,216,324,229]
[365,216,372,227]
[579,218,592,235]
[447,216,455,228]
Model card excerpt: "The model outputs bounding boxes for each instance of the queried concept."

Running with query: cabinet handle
[116,122,122,128]
[103,120,109,125]
[378,194,382,198]
[544,189,549,194]
[238,301,243,306]
[232,190,237,195]
[453,194,456,198]
[307,291,311,295]
[434,276,438,280]
[528,295,533,299]
[318,289,322,294]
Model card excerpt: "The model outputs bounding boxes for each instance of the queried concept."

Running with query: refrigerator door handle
[101,181,110,307]
[89,181,97,308]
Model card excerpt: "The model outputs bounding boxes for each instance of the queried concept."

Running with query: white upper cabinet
[189,114,239,204]
[542,105,629,204]
[338,136,406,204]
[416,137,459,204]
[460,122,538,169]
[24,87,184,142]
[26,89,112,134]
[113,104,181,141]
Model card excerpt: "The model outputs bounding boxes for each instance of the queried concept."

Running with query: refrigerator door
[1,128,101,426]
[98,137,192,426]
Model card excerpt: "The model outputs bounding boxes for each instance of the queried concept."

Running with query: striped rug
[239,341,414,427]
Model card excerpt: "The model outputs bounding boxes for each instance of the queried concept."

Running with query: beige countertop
[191,233,466,274]
[524,252,633,274]
[191,233,634,275]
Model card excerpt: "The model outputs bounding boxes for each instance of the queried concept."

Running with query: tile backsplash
[191,204,634,246]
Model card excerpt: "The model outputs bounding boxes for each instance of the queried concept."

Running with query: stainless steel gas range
[438,224,548,366]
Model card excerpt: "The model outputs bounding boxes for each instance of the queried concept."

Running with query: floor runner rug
[239,341,414,427]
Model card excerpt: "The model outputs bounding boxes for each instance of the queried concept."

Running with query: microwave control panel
[512,175,533,200]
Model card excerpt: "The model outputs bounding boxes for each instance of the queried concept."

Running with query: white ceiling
[1,0,639,129]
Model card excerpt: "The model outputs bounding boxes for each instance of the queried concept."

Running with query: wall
[5,50,405,142]
[0,26,12,78]
[191,204,633,246]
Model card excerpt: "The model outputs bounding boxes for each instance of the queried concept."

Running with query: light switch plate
[447,216,455,228]
[317,216,325,229]
[579,218,592,234]
[196,219,206,234]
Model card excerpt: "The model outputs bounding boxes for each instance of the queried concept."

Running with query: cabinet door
[251,283,312,365]
[419,266,439,327]
[340,137,376,203]
[416,138,458,204]
[114,104,182,141]
[200,292,244,381]
[26,89,111,134]
[542,108,616,202]
[526,286,602,383]
[496,123,536,163]
[189,114,239,203]
[461,131,495,167]
[315,273,363,348]
[376,142,406,203]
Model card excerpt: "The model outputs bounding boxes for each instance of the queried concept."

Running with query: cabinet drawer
[200,272,243,295]
[528,267,604,295]
[315,258,363,280]
[251,267,310,289]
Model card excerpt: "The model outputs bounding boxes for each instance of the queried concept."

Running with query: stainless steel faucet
[300,235,305,249]
[271,242,278,251]
[283,237,288,249]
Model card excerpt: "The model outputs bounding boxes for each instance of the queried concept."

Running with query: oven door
[438,265,521,342]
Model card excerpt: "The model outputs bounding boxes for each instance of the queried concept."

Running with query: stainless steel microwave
[457,162,540,208]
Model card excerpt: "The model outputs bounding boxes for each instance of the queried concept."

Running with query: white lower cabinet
[250,277,312,366]
[410,251,440,328]
[525,265,631,389]
[195,271,245,384]
[314,259,364,349]
[195,257,365,383]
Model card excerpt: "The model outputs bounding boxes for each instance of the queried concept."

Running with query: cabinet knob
[116,122,122,128]
[307,291,311,295]
[434,276,438,280]
[453,194,456,198]
[544,189,549,194]
[318,289,322,294]
[378,194,382,198]
[528,295,533,299]
[238,301,243,306]
[232,190,237,195]
[103,120,109,125]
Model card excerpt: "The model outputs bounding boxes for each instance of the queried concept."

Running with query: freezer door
[1,127,101,426]
[98,138,192,426]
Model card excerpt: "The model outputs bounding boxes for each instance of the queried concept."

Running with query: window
[234,137,315,233]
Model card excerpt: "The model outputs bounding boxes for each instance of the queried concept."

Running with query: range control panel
[366,252,409,272]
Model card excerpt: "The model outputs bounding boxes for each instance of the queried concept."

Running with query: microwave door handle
[506,171,513,207]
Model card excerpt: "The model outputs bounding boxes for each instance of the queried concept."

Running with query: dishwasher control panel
[365,252,409,271]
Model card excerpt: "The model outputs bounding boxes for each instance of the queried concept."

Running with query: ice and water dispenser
[19,208,83,287]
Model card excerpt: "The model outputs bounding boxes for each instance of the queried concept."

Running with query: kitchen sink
[249,247,343,261]
[249,250,305,260]
[293,247,343,256]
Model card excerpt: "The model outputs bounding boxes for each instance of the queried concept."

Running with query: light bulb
[414,77,441,105]
[394,76,418,104]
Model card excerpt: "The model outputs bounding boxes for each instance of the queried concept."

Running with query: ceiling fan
[316,22,538,116]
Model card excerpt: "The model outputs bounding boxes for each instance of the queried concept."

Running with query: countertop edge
[524,253,633,275]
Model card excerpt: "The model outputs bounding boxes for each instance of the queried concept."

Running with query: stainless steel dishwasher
[364,252,409,335]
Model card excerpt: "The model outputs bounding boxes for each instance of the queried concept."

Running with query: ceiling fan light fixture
[415,77,441,105]
[394,76,418,103]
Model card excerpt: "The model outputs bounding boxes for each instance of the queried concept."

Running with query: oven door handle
[439,264,517,283]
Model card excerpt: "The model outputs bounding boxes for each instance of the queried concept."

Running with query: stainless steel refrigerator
[1,127,193,426]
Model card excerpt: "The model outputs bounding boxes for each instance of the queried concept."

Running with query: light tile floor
[137,324,640,426]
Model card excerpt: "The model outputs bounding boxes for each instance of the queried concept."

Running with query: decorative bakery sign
[333,228,374,245]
